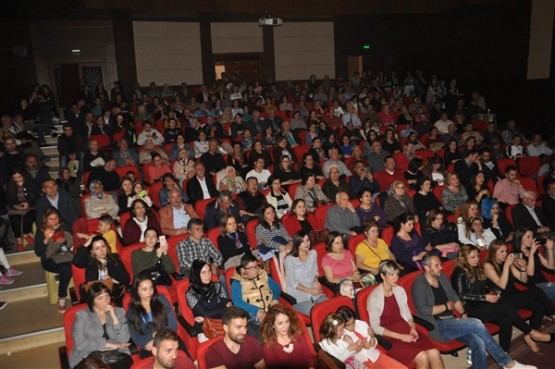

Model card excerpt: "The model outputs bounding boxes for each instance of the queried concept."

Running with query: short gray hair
[378,260,400,276]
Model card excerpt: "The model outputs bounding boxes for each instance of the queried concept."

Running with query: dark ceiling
[6,0,518,21]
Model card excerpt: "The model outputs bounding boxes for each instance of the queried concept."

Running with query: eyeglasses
[244,265,259,270]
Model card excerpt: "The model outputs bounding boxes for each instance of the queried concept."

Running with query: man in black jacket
[542,181,555,230]
[204,190,242,231]
[186,162,218,206]
[511,190,550,234]
[36,178,80,226]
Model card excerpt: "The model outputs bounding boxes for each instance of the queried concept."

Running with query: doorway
[213,54,261,83]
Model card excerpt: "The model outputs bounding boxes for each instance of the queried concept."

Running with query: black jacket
[511,203,548,234]
[186,176,218,206]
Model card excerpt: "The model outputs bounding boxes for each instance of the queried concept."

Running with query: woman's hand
[546,238,554,250]
[485,292,500,303]
[144,340,154,351]
[400,334,415,343]
[530,239,541,255]
[514,258,527,271]
[504,253,515,268]
[409,328,419,341]
[194,316,205,323]
[44,228,54,241]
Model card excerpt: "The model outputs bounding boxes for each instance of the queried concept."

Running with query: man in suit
[159,188,198,236]
[542,181,555,230]
[36,178,80,226]
[186,162,218,206]
[511,190,551,234]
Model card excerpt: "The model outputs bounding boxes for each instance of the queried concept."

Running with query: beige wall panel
[274,22,335,81]
[527,0,555,79]
[133,21,203,85]
[211,22,263,53]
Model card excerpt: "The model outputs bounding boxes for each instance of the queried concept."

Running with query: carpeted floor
[487,320,555,369]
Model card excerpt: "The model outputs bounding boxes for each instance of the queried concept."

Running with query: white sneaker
[503,360,537,369]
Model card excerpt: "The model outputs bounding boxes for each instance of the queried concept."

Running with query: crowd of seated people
[2,70,555,368]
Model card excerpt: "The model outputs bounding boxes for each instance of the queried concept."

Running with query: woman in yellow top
[355,220,404,282]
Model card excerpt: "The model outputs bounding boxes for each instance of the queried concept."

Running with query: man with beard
[206,306,266,369]
[138,329,195,369]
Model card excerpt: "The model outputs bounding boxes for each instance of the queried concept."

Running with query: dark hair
[127,271,168,334]
[153,328,179,348]
[325,231,343,252]
[408,158,423,173]
[417,176,431,191]
[239,252,258,269]
[358,187,373,200]
[86,282,111,311]
[383,155,394,163]
[425,208,444,230]
[463,149,478,158]
[394,212,416,234]
[98,214,114,225]
[301,172,316,185]
[187,217,204,230]
[421,252,440,267]
[222,306,250,326]
[260,304,302,346]
[336,305,357,323]
[505,165,517,174]
[258,204,282,230]
[514,227,534,253]
[289,230,310,258]
[130,198,151,218]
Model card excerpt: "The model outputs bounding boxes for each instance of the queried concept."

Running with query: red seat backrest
[518,176,537,193]
[115,165,140,180]
[120,211,131,231]
[381,226,394,246]
[194,198,215,221]
[206,227,221,252]
[148,181,164,208]
[64,304,88,356]
[347,233,366,256]
[518,157,541,177]
[314,203,333,230]
[120,242,146,280]
[246,219,259,251]
[287,183,301,199]
[396,271,421,314]
[506,204,516,227]
[167,234,188,272]
[497,158,517,176]
[293,145,310,163]
[88,134,111,148]
[197,337,223,369]
[71,265,86,302]
[310,296,354,342]
[432,185,444,204]
[355,283,380,323]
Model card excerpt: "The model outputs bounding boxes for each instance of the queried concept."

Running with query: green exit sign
[362,44,371,50]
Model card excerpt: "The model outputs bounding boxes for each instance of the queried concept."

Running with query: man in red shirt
[206,306,266,369]
[374,156,404,192]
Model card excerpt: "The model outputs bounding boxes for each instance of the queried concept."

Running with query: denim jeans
[293,294,328,316]
[437,317,511,369]
[536,281,555,300]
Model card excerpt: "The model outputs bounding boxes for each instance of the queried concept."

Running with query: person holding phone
[484,240,555,352]
[515,228,555,300]
[452,244,551,353]
[131,228,175,277]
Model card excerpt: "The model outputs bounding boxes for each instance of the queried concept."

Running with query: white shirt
[47,193,59,209]
[527,143,553,157]
[246,169,271,185]
[197,177,211,199]
[525,205,543,227]
[434,119,454,134]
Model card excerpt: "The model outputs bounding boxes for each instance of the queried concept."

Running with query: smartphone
[513,252,523,259]
[159,235,167,244]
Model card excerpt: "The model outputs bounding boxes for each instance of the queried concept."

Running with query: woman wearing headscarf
[85,180,119,219]
[186,259,232,341]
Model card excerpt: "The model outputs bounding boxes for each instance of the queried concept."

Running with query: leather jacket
[451,266,490,304]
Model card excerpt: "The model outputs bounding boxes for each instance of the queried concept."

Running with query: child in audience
[76,214,118,254]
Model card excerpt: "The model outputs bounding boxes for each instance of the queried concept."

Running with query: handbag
[87,350,133,366]
[50,249,74,264]
[202,317,225,339]
[142,265,172,286]
[309,228,329,245]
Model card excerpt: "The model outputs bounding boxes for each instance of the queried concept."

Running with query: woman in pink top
[321,231,361,293]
